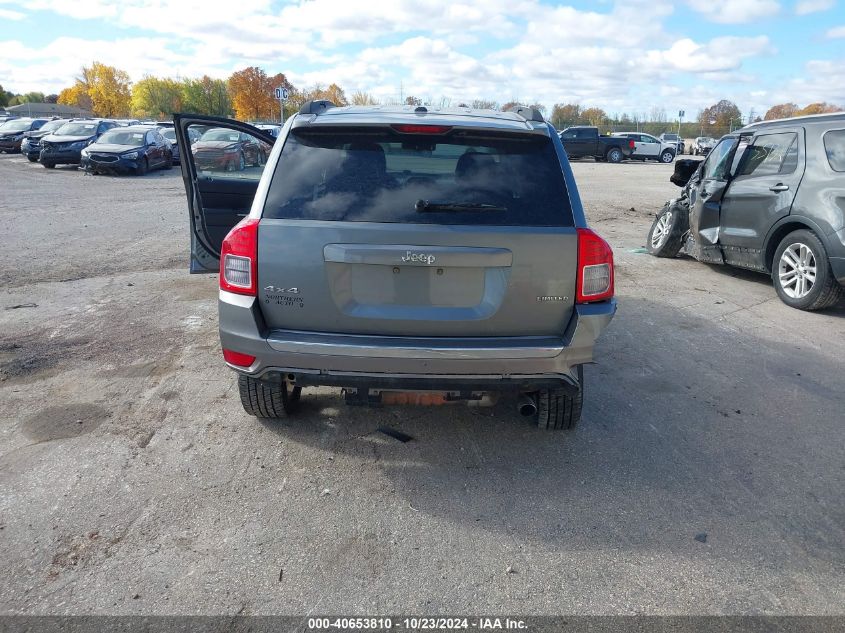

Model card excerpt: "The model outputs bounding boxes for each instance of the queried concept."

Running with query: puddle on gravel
[21,403,109,442]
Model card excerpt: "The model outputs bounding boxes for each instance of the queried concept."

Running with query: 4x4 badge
[264,286,299,294]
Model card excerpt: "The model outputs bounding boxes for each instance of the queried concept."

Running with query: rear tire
[535,366,583,431]
[647,202,687,258]
[238,374,302,418]
[606,148,624,163]
[772,230,844,311]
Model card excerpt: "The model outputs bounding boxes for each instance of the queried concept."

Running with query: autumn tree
[350,91,378,105]
[764,103,798,120]
[404,95,422,106]
[551,103,581,128]
[699,99,741,134]
[131,76,182,119]
[796,102,841,115]
[581,107,607,126]
[306,83,349,106]
[79,62,132,117]
[181,76,231,116]
[57,84,92,111]
[228,67,294,121]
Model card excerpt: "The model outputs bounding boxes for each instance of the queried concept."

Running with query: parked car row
[0,116,272,177]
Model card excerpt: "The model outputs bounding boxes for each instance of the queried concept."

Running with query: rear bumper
[218,290,616,388]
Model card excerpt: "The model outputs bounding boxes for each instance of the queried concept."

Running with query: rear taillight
[222,349,256,368]
[576,228,614,303]
[220,218,259,295]
[628,139,635,149]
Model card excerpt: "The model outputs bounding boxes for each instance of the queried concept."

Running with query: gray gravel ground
[0,153,843,615]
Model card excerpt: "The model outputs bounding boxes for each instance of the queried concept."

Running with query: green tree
[131,76,182,119]
[0,84,11,107]
[181,76,231,116]
[19,92,45,104]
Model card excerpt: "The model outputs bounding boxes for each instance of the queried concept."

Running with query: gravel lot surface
[1,153,843,615]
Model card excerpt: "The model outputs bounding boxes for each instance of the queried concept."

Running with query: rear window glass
[824,129,845,172]
[263,128,573,226]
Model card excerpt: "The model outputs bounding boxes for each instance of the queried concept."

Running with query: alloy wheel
[651,211,672,249]
[778,242,817,299]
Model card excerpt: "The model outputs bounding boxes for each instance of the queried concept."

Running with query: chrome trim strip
[265,329,564,359]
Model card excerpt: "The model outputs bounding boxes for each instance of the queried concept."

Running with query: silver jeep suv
[175,102,616,431]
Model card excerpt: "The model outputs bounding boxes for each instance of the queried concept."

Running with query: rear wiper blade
[415,199,506,212]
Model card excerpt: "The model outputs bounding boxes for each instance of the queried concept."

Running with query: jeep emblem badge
[401,250,436,265]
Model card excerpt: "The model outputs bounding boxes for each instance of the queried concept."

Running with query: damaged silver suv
[175,103,616,431]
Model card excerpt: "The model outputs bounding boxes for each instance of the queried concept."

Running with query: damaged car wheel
[647,202,687,258]
[238,374,302,418]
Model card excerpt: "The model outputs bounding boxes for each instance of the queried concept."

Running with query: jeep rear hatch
[254,125,583,337]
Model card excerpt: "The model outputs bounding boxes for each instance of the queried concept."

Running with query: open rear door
[174,114,275,273]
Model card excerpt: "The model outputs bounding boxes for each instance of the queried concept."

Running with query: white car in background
[611,132,676,163]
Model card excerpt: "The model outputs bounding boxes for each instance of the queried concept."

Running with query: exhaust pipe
[517,393,538,417]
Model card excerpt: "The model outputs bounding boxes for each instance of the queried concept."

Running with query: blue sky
[1,0,843,119]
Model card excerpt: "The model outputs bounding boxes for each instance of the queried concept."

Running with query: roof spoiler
[299,100,337,115]
[505,105,545,123]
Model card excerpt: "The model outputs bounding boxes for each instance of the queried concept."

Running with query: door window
[186,123,272,182]
[701,137,738,181]
[823,129,845,172]
[737,132,798,177]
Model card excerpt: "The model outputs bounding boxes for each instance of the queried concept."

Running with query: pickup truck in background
[558,126,635,163]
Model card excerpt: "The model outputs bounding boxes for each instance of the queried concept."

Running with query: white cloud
[827,25,845,37]
[0,7,25,19]
[795,0,835,14]
[643,36,773,73]
[687,0,780,23]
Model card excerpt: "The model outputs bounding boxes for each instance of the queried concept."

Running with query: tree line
[2,62,841,135]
